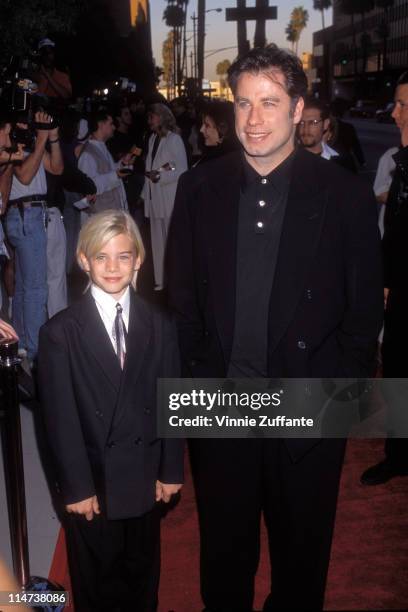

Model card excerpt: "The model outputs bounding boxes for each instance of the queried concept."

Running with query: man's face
[99,116,115,141]
[234,70,303,165]
[40,47,55,69]
[0,123,11,148]
[298,107,328,150]
[119,107,133,128]
[392,84,408,135]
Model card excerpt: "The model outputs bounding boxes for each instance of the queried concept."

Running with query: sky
[150,0,333,81]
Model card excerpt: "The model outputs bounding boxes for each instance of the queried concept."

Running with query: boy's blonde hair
[77,210,145,290]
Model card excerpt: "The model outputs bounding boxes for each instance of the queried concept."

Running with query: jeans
[47,206,67,317]
[5,206,47,360]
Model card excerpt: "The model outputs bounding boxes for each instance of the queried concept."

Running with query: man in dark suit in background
[167,45,383,612]
[361,70,408,486]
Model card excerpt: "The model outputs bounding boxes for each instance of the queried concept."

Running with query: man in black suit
[361,70,408,486]
[167,45,383,611]
[38,210,183,611]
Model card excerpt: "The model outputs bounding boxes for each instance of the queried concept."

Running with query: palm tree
[313,0,332,30]
[375,0,394,70]
[285,22,297,53]
[290,6,309,56]
[163,0,188,96]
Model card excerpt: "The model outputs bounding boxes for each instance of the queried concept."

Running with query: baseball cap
[38,38,56,51]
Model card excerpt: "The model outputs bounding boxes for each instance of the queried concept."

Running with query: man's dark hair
[227,44,308,103]
[88,110,112,134]
[303,96,330,120]
[397,70,408,86]
[113,103,129,120]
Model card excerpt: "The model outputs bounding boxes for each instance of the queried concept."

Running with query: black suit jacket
[38,290,184,520]
[166,148,383,459]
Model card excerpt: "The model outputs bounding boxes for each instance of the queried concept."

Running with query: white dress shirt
[320,142,339,161]
[91,284,130,353]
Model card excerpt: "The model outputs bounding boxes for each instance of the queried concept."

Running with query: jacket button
[190,359,197,366]
[135,437,142,445]
[203,279,208,285]
[297,340,306,350]
[204,330,209,337]
[144,407,151,414]
[107,441,115,448]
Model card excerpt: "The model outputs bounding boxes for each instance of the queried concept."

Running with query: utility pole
[191,12,198,81]
[197,0,205,89]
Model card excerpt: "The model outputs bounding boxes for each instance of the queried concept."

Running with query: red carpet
[49,439,408,611]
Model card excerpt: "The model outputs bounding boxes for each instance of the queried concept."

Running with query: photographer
[4,110,63,364]
[0,114,24,316]
[78,110,132,214]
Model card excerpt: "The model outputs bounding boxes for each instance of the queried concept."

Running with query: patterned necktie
[113,303,126,369]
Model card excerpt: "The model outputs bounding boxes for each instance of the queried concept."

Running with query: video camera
[0,54,59,151]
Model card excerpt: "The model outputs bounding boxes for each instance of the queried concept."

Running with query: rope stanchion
[0,338,67,610]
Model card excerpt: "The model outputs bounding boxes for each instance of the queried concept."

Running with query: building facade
[313,0,408,103]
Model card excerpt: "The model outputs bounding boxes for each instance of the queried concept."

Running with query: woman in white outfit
[142,104,187,290]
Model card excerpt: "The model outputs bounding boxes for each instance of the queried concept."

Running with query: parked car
[376,102,395,123]
[349,100,377,118]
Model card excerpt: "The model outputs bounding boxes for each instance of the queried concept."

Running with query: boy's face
[80,233,141,300]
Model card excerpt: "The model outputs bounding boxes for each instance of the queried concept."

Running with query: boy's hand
[65,495,100,521]
[155,481,183,503]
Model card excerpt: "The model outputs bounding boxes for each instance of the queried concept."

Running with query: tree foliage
[162,31,175,84]
[285,22,298,52]
[216,59,231,77]
[288,6,309,55]
[163,0,185,28]
[313,0,332,29]
[0,0,83,62]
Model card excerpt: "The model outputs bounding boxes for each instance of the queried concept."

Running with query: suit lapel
[205,153,241,361]
[79,291,122,391]
[268,149,328,354]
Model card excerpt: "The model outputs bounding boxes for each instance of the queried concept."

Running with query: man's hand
[117,168,132,178]
[0,144,25,165]
[120,152,135,166]
[0,319,18,341]
[155,481,182,503]
[384,287,390,310]
[145,170,160,183]
[86,194,97,204]
[65,495,100,521]
[34,111,54,141]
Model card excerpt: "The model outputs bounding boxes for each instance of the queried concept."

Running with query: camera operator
[0,114,24,316]
[4,110,63,364]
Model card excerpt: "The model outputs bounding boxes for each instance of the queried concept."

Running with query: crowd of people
[0,38,407,612]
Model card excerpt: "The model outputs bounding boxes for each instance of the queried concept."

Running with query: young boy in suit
[38,210,183,612]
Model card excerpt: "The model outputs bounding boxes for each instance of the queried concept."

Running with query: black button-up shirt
[228,150,295,378]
